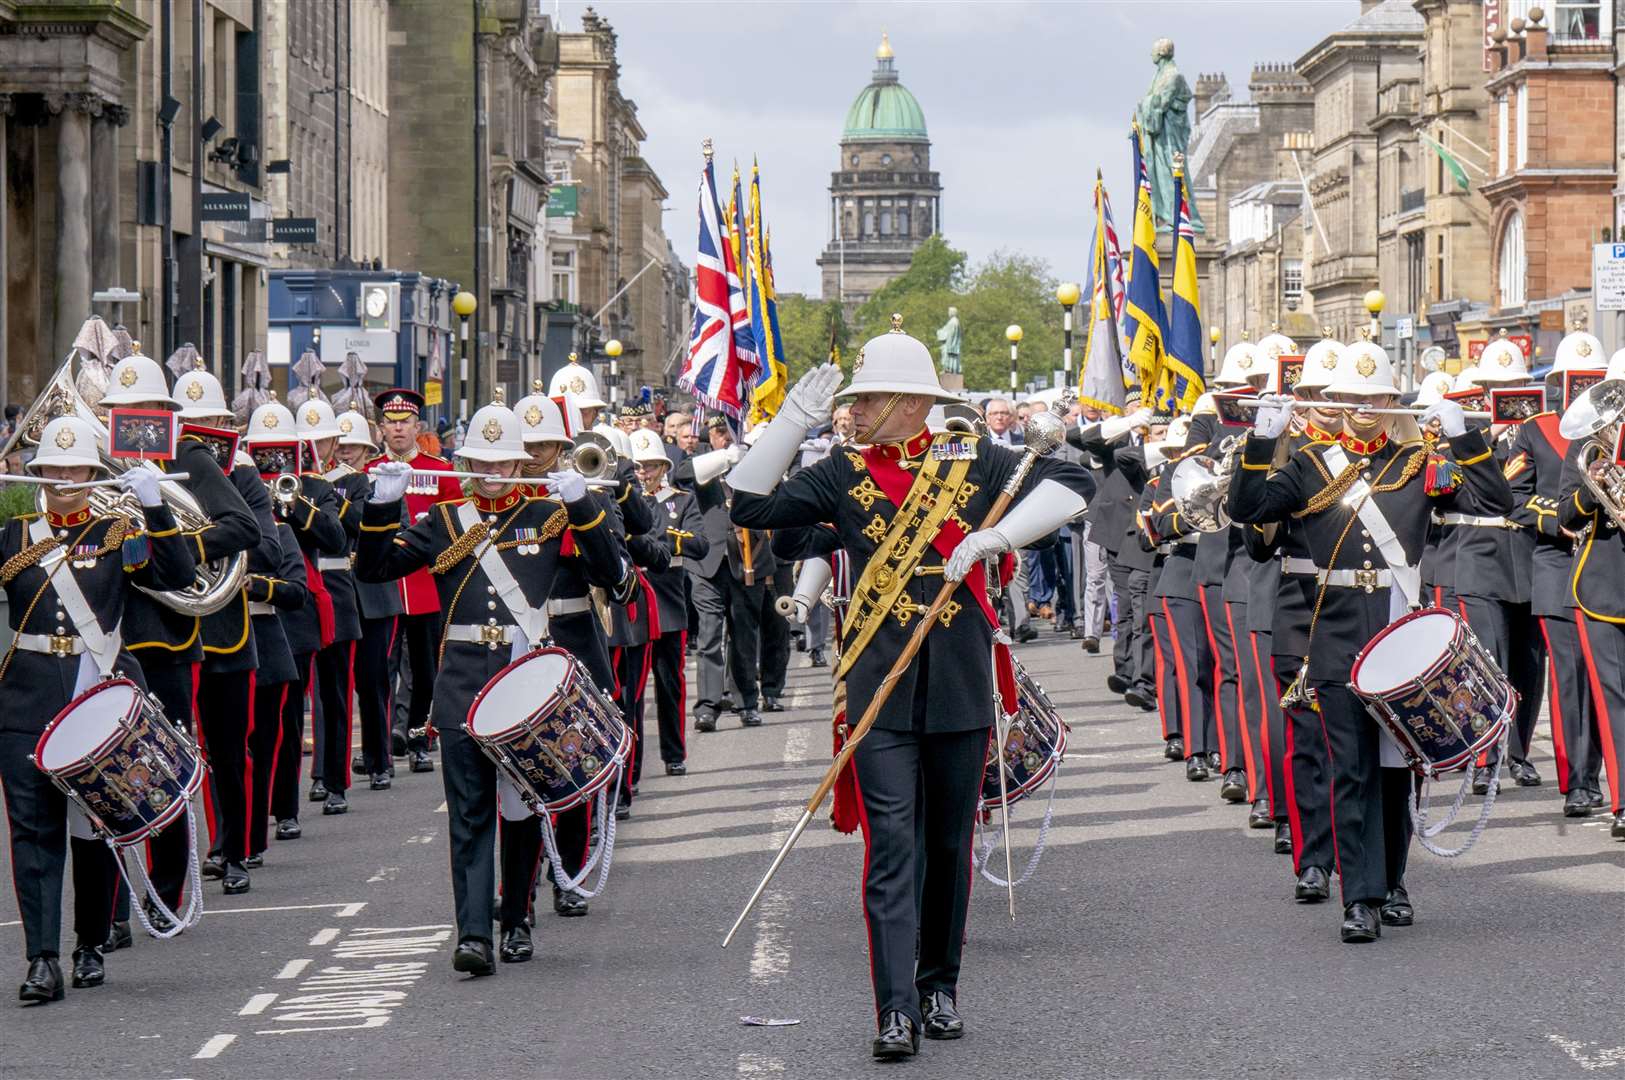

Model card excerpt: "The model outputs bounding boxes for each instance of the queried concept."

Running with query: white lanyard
[455,502,548,650]
[29,515,123,678]
[1321,445,1420,610]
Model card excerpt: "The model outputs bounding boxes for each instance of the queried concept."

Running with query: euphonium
[3,354,247,616]
[1168,434,1241,534]
[569,431,618,481]
[1561,378,1625,532]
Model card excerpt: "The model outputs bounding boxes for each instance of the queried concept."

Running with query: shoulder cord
[434,505,525,666]
[0,518,103,682]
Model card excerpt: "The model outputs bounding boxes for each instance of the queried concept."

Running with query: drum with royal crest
[982,663,1069,810]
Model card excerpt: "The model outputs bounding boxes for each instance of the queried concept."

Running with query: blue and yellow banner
[1123,124,1170,409]
[1163,167,1206,414]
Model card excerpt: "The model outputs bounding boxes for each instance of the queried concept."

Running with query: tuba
[1560,378,1625,532]
[1168,434,1241,534]
[568,431,618,481]
[3,354,248,616]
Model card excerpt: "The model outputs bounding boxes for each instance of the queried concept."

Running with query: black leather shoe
[370,772,391,791]
[919,990,963,1039]
[1185,757,1210,781]
[103,921,132,953]
[70,946,104,988]
[552,887,589,918]
[409,751,435,773]
[1081,636,1100,654]
[308,779,328,802]
[1295,866,1331,903]
[142,898,176,936]
[1471,766,1499,796]
[352,753,366,774]
[323,792,349,816]
[871,1010,920,1060]
[1509,759,1542,787]
[18,957,63,1004]
[1206,751,1221,772]
[1564,788,1593,818]
[1123,688,1153,710]
[1273,821,1293,855]
[761,696,784,713]
[1248,798,1273,828]
[201,853,226,879]
[391,731,408,757]
[1220,769,1247,803]
[453,938,495,976]
[1381,886,1414,927]
[1612,811,1625,840]
[665,761,686,776]
[740,708,763,727]
[1164,737,1184,761]
[719,697,738,714]
[809,648,828,667]
[499,926,533,963]
[222,862,251,895]
[244,853,263,869]
[275,818,302,841]
[694,708,718,733]
[1587,787,1606,808]
[1340,902,1381,943]
[1015,624,1038,643]
[1106,674,1129,694]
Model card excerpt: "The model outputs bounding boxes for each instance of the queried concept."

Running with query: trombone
[568,431,618,481]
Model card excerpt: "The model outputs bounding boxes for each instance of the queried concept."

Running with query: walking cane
[722,411,1066,947]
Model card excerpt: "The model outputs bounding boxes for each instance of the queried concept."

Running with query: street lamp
[453,290,477,420]
[1364,289,1385,344]
[1005,324,1023,394]
[1208,325,1221,376]
[605,338,623,410]
[1056,282,1081,384]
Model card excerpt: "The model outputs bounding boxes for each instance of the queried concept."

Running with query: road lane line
[275,959,312,980]
[238,993,278,1016]
[204,902,368,916]
[749,722,811,985]
[309,927,341,946]
[336,902,366,916]
[193,1034,236,1059]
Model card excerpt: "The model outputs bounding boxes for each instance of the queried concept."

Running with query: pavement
[0,629,1622,1079]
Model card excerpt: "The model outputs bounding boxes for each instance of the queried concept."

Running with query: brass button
[1362,560,1373,569]
[487,617,497,626]
[56,625,67,635]
[487,585,496,594]
[487,600,497,611]
[1362,543,1372,552]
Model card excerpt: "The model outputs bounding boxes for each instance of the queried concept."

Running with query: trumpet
[269,473,301,514]
[569,431,618,481]
[1561,378,1625,532]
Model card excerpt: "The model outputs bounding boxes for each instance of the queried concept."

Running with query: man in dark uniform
[729,323,1094,1058]
[1133,430,1184,757]
[0,415,196,1001]
[1230,339,1513,941]
[245,513,309,864]
[357,400,624,975]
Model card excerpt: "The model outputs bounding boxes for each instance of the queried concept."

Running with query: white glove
[369,460,411,503]
[780,364,843,431]
[944,529,1011,582]
[1099,406,1154,443]
[726,444,744,465]
[1251,394,1293,440]
[120,467,164,508]
[1420,399,1466,438]
[548,470,587,504]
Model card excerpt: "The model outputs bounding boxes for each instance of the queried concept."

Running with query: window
[879,209,892,234]
[1433,234,1447,304]
[897,206,909,236]
[1497,95,1508,175]
[1282,259,1303,306]
[1406,234,1425,313]
[849,153,859,166]
[1498,210,1526,307]
[1515,84,1527,169]
[551,249,576,303]
[880,153,892,166]
[1553,0,1607,39]
[863,207,875,235]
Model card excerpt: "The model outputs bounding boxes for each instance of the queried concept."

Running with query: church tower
[817,34,943,305]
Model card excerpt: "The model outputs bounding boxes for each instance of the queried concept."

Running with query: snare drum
[982,665,1069,810]
[466,647,630,814]
[1349,608,1514,776]
[33,678,204,846]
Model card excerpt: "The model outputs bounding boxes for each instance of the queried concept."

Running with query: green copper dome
[842,35,928,142]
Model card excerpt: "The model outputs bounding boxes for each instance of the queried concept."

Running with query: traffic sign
[1593,243,1625,311]
[1396,317,1414,340]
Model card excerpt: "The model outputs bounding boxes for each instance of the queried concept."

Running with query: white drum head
[1354,611,1458,696]
[39,683,138,771]
[469,650,573,737]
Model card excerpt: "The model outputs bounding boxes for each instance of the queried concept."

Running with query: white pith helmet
[102,354,181,407]
[1476,331,1529,384]
[1550,332,1603,378]
[336,410,377,449]
[296,398,343,441]
[1412,371,1456,408]
[548,354,607,410]
[243,398,298,445]
[1214,342,1264,389]
[28,416,107,472]
[458,403,529,464]
[835,315,958,403]
[1325,339,1400,397]
[173,362,231,420]
[1297,334,1345,394]
[628,427,670,466]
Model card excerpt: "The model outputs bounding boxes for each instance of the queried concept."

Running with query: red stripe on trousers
[1160,600,1194,752]
[1274,656,1308,874]
[1537,617,1571,793]
[677,631,689,754]
[1251,631,1274,810]
[1197,589,1231,766]
[849,756,881,1022]
[1576,615,1623,812]
[239,671,257,862]
[1313,699,1344,881]
[1225,603,1259,797]
[188,664,217,845]
[1148,614,1172,739]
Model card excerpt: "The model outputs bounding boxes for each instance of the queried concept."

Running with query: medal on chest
[513,526,540,556]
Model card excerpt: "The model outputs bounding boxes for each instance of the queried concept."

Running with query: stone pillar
[49,92,99,360]
[0,94,10,402]
[91,104,129,323]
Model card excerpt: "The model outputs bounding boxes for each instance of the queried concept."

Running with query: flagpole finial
[1172,151,1185,175]
[702,138,714,160]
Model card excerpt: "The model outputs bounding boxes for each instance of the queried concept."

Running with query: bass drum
[981,664,1069,811]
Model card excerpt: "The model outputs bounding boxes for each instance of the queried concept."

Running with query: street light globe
[605,339,624,359]
[1209,326,1221,344]
[1363,289,1386,316]
[1055,282,1081,308]
[1005,324,1024,343]
[452,291,478,318]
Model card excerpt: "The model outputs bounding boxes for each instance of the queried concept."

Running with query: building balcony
[829,170,941,189]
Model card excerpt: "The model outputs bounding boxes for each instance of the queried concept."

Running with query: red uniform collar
[1303,420,1338,443]
[384,446,420,465]
[471,489,523,513]
[46,508,92,528]
[1339,430,1389,456]
[866,426,932,462]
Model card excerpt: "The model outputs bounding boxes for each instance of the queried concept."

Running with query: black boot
[1273,821,1293,855]
[222,862,251,895]
[103,921,132,953]
[1340,902,1381,943]
[1163,736,1184,761]
[1248,798,1273,828]
[552,885,589,918]
[1219,769,1247,802]
[452,938,495,976]
[919,990,963,1039]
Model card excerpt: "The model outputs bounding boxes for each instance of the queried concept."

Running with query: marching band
[0,314,1621,1071]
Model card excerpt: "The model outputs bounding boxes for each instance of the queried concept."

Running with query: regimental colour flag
[1163,166,1207,414]
[745,161,788,422]
[681,149,759,418]
[1122,123,1170,409]
[1078,170,1129,416]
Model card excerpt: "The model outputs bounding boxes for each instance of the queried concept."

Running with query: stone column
[91,104,129,323]
[0,94,11,402]
[49,92,99,360]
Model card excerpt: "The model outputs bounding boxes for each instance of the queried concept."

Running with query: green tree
[775,293,851,381]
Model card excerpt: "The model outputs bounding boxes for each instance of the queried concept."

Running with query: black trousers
[1108,559,1135,683]
[496,802,592,928]
[1275,654,1334,875]
[391,611,441,752]
[1145,606,1179,741]
[141,661,198,911]
[650,631,689,765]
[0,731,120,960]
[272,653,314,822]
[1310,683,1412,905]
[314,639,357,792]
[758,584,790,700]
[851,725,988,1026]
[1459,596,1546,764]
[196,669,255,865]
[248,679,291,857]
[1160,596,1214,757]
[1578,616,1625,813]
[613,642,652,801]
[356,616,397,775]
[1249,630,1288,819]
[1200,585,1245,771]
[1127,568,1155,699]
[723,576,766,710]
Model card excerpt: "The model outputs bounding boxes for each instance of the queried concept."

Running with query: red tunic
[364,448,464,615]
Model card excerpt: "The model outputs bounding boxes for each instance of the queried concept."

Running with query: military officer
[728,321,1094,1058]
[244,511,310,864]
[357,399,624,975]
[0,416,196,1001]
[1229,339,1513,942]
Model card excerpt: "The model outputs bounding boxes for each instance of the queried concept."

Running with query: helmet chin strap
[854,393,904,445]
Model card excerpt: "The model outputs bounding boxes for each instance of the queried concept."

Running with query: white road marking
[366,867,399,884]
[749,722,812,985]
[405,833,435,845]
[309,928,341,946]
[275,959,312,980]
[1549,1035,1625,1070]
[204,902,367,917]
[736,1052,787,1075]
[238,993,278,1016]
[193,1034,236,1060]
[434,801,447,813]
[336,903,366,917]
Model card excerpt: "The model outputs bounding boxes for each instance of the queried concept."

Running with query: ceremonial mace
[722,410,1067,947]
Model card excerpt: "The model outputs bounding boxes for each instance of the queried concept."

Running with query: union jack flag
[680,150,759,418]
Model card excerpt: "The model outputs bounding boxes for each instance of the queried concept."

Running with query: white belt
[546,597,593,616]
[249,602,276,617]
[14,632,87,656]
[1281,557,1318,576]
[317,556,351,572]
[1321,568,1394,592]
[1438,513,1516,529]
[445,622,518,648]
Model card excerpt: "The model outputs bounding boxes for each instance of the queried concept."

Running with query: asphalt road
[1,630,1621,1079]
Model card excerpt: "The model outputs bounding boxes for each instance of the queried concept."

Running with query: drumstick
[722,416,1064,948]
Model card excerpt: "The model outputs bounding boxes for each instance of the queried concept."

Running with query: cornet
[569,431,618,481]
[268,473,301,515]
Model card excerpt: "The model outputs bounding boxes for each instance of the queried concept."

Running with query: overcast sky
[555,1,1358,296]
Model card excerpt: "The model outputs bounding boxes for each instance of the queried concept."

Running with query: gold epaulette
[430,518,488,575]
